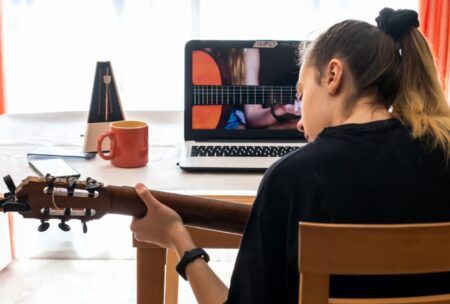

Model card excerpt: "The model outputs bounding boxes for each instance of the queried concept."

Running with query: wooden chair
[298,222,450,304]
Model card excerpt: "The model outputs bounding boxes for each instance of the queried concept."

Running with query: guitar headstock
[1,175,111,233]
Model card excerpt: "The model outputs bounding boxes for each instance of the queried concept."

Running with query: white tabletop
[0,111,262,195]
[0,111,261,259]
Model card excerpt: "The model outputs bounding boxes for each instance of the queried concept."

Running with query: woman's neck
[336,97,392,125]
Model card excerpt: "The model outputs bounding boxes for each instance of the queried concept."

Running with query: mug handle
[97,131,115,160]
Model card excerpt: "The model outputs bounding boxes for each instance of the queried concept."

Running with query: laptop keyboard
[190,145,301,157]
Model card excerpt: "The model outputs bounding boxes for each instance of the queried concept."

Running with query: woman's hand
[130,183,189,249]
[131,184,228,303]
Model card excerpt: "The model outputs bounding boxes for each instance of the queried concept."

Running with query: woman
[131,8,450,303]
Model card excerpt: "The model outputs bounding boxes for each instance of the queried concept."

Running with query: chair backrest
[298,222,450,304]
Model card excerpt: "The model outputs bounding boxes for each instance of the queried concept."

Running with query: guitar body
[192,50,229,130]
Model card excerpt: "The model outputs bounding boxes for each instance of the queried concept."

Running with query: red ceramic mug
[97,120,148,168]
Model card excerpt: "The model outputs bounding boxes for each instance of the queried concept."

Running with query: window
[3,0,418,113]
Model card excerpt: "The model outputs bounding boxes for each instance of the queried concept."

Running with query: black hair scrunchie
[376,7,420,40]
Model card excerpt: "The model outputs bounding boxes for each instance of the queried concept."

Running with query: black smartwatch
[176,247,210,281]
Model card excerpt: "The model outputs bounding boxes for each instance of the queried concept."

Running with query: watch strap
[176,247,210,281]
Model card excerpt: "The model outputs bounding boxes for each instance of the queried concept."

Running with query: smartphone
[29,158,81,178]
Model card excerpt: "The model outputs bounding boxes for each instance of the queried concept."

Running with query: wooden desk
[0,111,262,303]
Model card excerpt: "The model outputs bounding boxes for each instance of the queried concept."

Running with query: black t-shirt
[226,119,450,303]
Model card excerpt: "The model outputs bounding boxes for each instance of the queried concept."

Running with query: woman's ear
[324,59,344,95]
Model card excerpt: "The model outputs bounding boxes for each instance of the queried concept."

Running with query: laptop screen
[185,40,307,141]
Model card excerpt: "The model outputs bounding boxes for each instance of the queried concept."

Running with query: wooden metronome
[83,62,125,152]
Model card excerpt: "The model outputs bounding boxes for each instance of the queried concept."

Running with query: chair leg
[136,248,166,304]
[165,249,179,304]
[299,273,329,304]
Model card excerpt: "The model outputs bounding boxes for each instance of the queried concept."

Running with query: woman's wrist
[169,224,196,258]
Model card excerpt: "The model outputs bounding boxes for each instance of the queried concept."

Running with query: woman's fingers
[283,104,300,115]
[131,184,155,232]
[130,216,140,232]
[135,183,159,208]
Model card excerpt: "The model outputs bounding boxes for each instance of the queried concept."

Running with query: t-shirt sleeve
[225,161,300,303]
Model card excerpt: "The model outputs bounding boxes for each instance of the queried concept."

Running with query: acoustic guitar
[0,175,251,234]
[191,50,296,130]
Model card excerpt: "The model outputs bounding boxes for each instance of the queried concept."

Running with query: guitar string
[52,190,61,211]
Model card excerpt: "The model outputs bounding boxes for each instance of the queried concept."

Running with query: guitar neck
[106,185,251,234]
[193,85,296,106]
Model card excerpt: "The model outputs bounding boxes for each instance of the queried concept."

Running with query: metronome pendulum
[103,68,113,121]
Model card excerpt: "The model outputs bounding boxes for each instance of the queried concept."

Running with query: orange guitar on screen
[192,50,225,130]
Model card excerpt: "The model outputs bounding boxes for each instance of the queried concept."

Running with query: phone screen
[29,158,81,178]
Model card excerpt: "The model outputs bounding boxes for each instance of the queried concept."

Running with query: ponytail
[392,28,450,156]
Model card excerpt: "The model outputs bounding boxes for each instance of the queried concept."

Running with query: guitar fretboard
[192,85,296,106]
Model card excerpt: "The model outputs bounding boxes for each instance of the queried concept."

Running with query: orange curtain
[0,2,5,114]
[419,0,450,93]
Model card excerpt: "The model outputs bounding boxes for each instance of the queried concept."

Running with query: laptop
[179,40,308,172]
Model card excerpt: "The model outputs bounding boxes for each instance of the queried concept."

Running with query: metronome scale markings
[193,85,296,106]
[95,67,114,121]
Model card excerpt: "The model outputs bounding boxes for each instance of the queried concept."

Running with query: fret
[246,86,249,104]
[263,86,265,104]
[281,87,283,104]
[271,87,274,105]
[215,86,218,105]
[239,86,241,105]
[290,87,293,104]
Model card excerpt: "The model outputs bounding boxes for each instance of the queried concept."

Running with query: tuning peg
[58,220,71,232]
[3,175,16,194]
[86,178,101,191]
[45,174,56,193]
[1,192,13,208]
[38,220,50,232]
[82,221,88,234]
[66,178,77,197]
[2,201,30,212]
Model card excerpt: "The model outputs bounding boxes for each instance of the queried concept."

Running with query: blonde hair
[392,29,450,155]
[228,48,246,85]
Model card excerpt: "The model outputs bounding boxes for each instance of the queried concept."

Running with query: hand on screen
[272,94,302,117]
